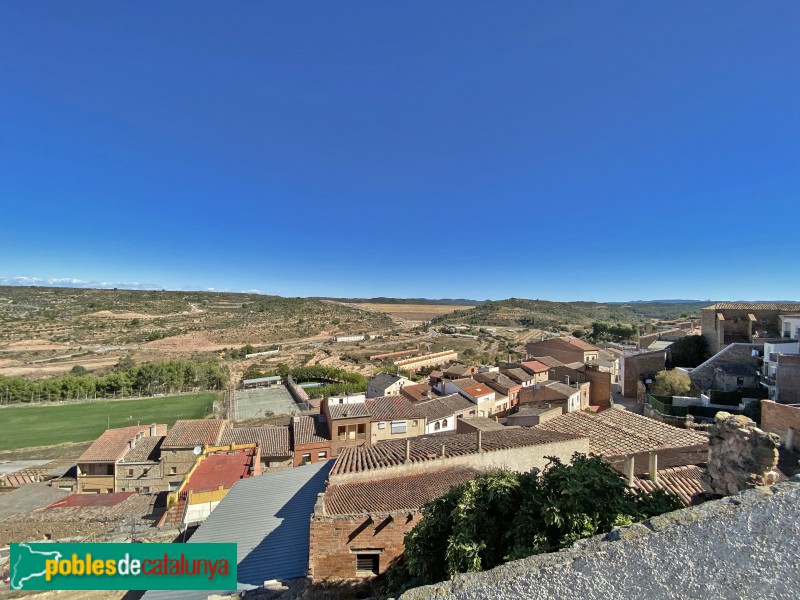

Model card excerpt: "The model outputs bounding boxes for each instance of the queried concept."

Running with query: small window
[169,466,177,475]
[434,421,441,431]
[302,453,312,464]
[128,469,134,477]
[441,418,447,428]
[318,451,327,459]
[412,420,418,427]
[391,421,407,434]
[356,553,379,576]
[142,487,150,493]
[378,422,386,430]
[736,377,744,386]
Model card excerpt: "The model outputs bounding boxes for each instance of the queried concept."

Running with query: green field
[0,392,220,451]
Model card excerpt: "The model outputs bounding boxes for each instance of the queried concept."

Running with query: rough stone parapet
[400,477,800,600]
[701,411,780,496]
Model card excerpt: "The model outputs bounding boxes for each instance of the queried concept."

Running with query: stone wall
[701,412,780,496]
[400,478,800,600]
[761,400,800,451]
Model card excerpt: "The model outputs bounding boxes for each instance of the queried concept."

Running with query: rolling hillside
[430,298,708,329]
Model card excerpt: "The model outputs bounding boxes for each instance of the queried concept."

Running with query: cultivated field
[0,392,219,451]
[359,303,474,322]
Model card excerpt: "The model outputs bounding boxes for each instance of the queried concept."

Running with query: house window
[736,377,744,386]
[318,451,328,459]
[355,553,379,576]
[434,421,441,431]
[412,420,418,427]
[378,422,386,430]
[169,467,177,475]
[302,453,311,464]
[142,487,150,493]
[128,469,134,477]
[338,424,366,441]
[441,418,447,428]
[391,421,407,434]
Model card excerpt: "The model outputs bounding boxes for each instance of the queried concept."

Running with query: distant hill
[430,298,709,329]
[321,297,484,306]
[0,286,393,347]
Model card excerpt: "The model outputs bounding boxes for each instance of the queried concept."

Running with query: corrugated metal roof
[143,460,332,600]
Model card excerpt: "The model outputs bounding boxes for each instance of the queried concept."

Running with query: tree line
[0,359,229,404]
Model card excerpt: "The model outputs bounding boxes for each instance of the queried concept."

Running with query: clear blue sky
[1,2,798,301]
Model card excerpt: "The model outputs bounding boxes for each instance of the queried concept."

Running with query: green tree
[388,455,681,595]
[667,335,710,368]
[650,370,693,397]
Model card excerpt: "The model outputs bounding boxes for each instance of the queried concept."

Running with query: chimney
[405,438,411,462]
[649,453,658,484]
[476,430,483,452]
[624,455,635,486]
[150,423,158,437]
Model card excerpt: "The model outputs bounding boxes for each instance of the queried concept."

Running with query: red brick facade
[309,511,421,580]
[761,400,800,451]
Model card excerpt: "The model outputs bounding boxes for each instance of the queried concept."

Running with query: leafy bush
[650,370,694,397]
[667,335,710,368]
[387,454,682,595]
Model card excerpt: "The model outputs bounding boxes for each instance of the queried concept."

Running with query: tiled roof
[714,362,758,377]
[502,368,536,383]
[532,355,566,368]
[558,336,601,351]
[400,383,437,402]
[223,426,291,456]
[415,394,476,421]
[535,410,707,457]
[459,417,506,431]
[327,402,371,420]
[368,372,406,390]
[78,426,153,463]
[462,384,494,398]
[184,448,257,494]
[541,381,578,396]
[162,419,229,448]
[521,360,550,373]
[121,435,164,463]
[324,468,480,515]
[330,428,584,476]
[706,302,800,311]
[365,395,426,421]
[290,415,330,446]
[633,465,705,507]
[474,372,520,391]
[451,377,481,390]
[444,363,471,375]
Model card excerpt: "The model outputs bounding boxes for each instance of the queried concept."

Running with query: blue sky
[1,2,798,301]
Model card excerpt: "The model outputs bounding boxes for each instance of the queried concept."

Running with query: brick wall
[584,368,611,407]
[293,441,332,467]
[761,400,800,450]
[309,509,421,581]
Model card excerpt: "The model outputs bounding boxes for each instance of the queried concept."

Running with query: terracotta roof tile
[290,415,330,446]
[184,448,257,494]
[121,435,164,463]
[705,302,800,311]
[223,426,291,456]
[632,465,705,506]
[400,383,438,402]
[461,384,494,398]
[535,410,707,457]
[415,394,476,421]
[324,468,480,514]
[162,419,229,448]
[330,427,584,476]
[78,426,153,463]
[502,368,536,383]
[365,395,426,421]
[520,360,550,373]
[328,402,371,420]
